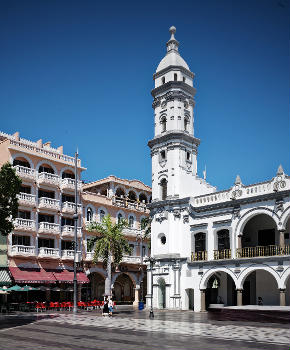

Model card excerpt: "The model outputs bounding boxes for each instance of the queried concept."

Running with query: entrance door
[158,279,166,309]
[186,288,194,310]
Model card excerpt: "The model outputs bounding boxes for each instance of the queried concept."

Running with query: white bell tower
[149,26,207,201]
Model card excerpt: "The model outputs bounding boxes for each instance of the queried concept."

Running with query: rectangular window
[18,211,31,219]
[62,194,75,203]
[38,189,55,199]
[61,240,73,250]
[61,217,74,226]
[12,235,30,246]
[186,152,191,161]
[38,238,54,248]
[129,244,135,256]
[20,185,31,194]
[160,150,166,160]
[38,214,54,223]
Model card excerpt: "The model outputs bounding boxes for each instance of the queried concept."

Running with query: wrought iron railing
[191,251,207,261]
[236,245,290,258]
[214,249,231,260]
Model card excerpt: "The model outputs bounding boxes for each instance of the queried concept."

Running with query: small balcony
[14,165,36,181]
[112,197,148,212]
[122,255,142,264]
[122,227,143,237]
[9,245,36,257]
[37,172,60,187]
[61,225,82,238]
[14,218,36,232]
[191,251,207,261]
[236,245,290,259]
[38,247,60,258]
[61,178,82,191]
[38,222,60,235]
[61,250,74,260]
[17,193,36,207]
[61,201,82,214]
[214,249,232,260]
[38,197,60,211]
[85,251,94,261]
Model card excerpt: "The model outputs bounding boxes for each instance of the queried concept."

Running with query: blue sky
[0,0,289,190]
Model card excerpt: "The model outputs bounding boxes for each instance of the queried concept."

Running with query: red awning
[9,267,57,284]
[52,270,89,284]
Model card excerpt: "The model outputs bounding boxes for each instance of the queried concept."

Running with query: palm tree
[88,214,132,297]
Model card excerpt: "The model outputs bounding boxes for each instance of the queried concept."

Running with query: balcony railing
[38,172,60,186]
[122,227,144,237]
[122,255,143,264]
[61,225,82,237]
[38,222,60,235]
[236,245,290,258]
[61,250,74,259]
[14,165,36,181]
[214,249,231,260]
[61,178,82,191]
[14,218,36,232]
[38,197,60,211]
[17,193,36,206]
[10,245,35,256]
[112,197,148,212]
[61,202,82,214]
[38,247,60,258]
[191,251,207,261]
[85,251,94,261]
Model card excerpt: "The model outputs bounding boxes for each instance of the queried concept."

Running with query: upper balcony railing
[38,197,60,211]
[236,245,290,259]
[112,197,148,212]
[214,249,231,260]
[62,202,82,214]
[14,165,36,181]
[14,218,36,232]
[61,225,82,237]
[38,172,60,187]
[38,247,60,258]
[17,193,36,206]
[122,255,144,264]
[8,138,81,166]
[38,222,60,235]
[191,251,207,261]
[61,250,74,259]
[9,245,36,257]
[61,178,82,191]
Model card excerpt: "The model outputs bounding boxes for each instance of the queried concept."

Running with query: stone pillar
[237,235,242,249]
[200,289,206,312]
[133,287,140,307]
[279,289,286,306]
[173,263,180,295]
[279,230,285,248]
[145,266,152,308]
[236,289,243,306]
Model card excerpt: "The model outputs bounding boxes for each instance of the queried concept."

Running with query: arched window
[128,191,137,201]
[39,164,54,174]
[174,73,177,81]
[217,229,230,250]
[160,178,167,200]
[128,215,134,228]
[99,209,105,222]
[184,117,189,131]
[87,208,93,222]
[117,213,123,224]
[62,171,75,179]
[13,158,30,168]
[160,117,167,133]
[115,187,125,198]
[162,77,165,84]
[139,193,148,203]
[195,232,206,252]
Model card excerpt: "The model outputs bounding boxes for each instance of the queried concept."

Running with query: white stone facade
[147,27,290,311]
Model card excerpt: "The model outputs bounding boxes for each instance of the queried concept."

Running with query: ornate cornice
[151,81,196,98]
[153,65,194,80]
[148,131,200,149]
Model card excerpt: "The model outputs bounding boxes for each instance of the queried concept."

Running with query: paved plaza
[0,308,289,350]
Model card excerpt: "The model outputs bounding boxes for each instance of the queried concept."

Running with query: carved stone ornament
[273,176,286,192]
[173,209,181,219]
[161,100,167,108]
[155,210,168,222]
[183,214,189,223]
[184,100,189,109]
[232,206,241,219]
[274,199,284,213]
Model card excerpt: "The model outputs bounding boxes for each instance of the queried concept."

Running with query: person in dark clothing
[102,298,109,316]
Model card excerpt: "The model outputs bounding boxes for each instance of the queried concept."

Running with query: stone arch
[11,153,33,168]
[235,207,280,236]
[237,264,281,289]
[35,159,58,175]
[280,206,290,231]
[85,204,96,222]
[60,166,75,179]
[139,192,148,203]
[199,267,238,290]
[112,272,137,302]
[279,267,290,289]
[86,267,106,278]
[115,187,126,198]
[127,190,137,201]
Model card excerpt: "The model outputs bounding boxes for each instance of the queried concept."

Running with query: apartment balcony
[38,222,60,235]
[38,197,60,211]
[14,218,36,232]
[14,165,36,181]
[61,250,74,260]
[61,225,82,238]
[61,178,82,191]
[191,251,207,262]
[112,197,148,212]
[214,249,232,260]
[38,247,60,259]
[9,245,36,257]
[61,201,82,214]
[37,172,60,187]
[17,193,36,207]
[122,227,144,237]
[236,245,290,259]
[122,255,143,264]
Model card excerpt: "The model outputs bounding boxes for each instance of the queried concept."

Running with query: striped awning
[0,268,12,286]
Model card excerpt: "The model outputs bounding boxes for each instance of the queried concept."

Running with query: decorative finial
[167,26,179,52]
[277,164,284,175]
[235,175,242,185]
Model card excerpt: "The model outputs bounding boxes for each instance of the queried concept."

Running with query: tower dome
[156,26,190,73]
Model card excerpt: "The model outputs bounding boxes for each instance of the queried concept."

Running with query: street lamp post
[73,151,79,314]
[145,256,156,319]
[136,234,143,302]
